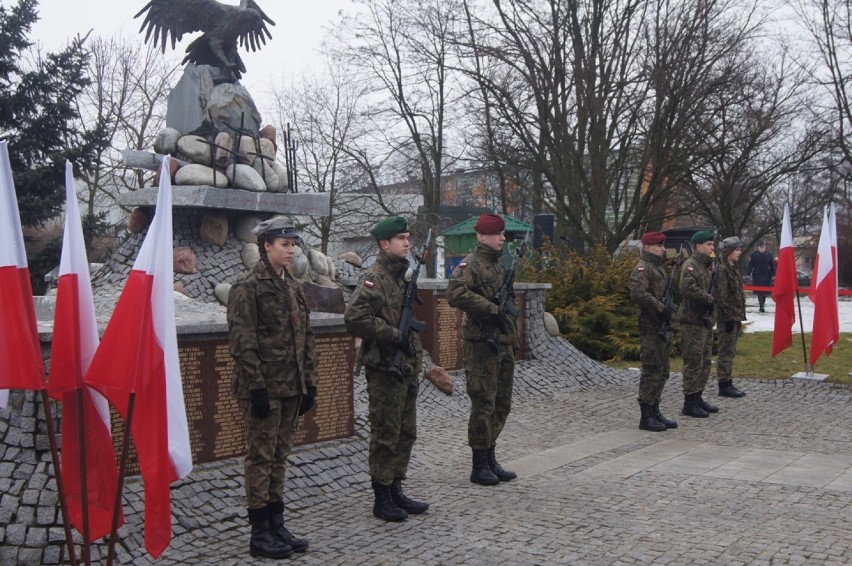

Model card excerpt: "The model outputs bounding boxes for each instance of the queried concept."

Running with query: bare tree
[459,0,771,252]
[77,36,179,222]
[269,65,372,254]
[682,51,826,251]
[327,0,466,215]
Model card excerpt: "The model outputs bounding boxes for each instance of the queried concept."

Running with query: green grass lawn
[604,332,852,385]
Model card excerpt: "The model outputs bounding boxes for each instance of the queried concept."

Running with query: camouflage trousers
[637,326,672,404]
[716,321,741,381]
[680,323,713,395]
[464,340,515,450]
[366,367,419,486]
[240,396,301,510]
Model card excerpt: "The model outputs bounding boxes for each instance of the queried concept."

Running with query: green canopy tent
[441,215,533,277]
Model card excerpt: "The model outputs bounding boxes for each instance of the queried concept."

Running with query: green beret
[370,216,408,240]
[691,230,715,244]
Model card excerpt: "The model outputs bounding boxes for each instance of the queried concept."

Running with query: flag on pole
[772,203,797,356]
[83,157,192,558]
[0,140,46,407]
[808,205,839,366]
[48,161,123,541]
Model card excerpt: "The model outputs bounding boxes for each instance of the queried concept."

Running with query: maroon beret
[640,231,666,245]
[474,214,505,235]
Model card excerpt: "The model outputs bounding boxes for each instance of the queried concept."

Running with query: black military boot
[682,393,709,418]
[268,500,309,553]
[697,393,719,413]
[470,449,500,485]
[718,379,746,398]
[487,445,517,481]
[372,481,408,522]
[390,478,429,514]
[652,401,678,429]
[639,402,667,431]
[248,507,293,559]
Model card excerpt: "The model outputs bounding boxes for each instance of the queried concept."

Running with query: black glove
[299,386,317,416]
[725,320,735,332]
[250,387,270,419]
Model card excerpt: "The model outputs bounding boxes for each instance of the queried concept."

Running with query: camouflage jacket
[628,252,668,331]
[676,251,715,327]
[227,261,317,399]
[447,242,518,346]
[344,250,421,375]
[715,261,746,323]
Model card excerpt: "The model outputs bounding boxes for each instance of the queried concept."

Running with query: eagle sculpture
[135,0,275,80]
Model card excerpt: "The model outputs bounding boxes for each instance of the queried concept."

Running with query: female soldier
[715,236,747,398]
[227,216,317,559]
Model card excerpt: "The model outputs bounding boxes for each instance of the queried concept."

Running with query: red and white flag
[0,140,46,407]
[772,203,797,356]
[84,157,192,558]
[48,161,123,540]
[808,204,839,366]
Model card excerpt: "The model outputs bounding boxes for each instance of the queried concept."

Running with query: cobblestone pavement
[54,372,852,566]
[3,313,852,566]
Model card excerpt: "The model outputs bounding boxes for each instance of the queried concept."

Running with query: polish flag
[83,157,192,558]
[808,204,839,366]
[772,203,797,356]
[48,161,123,540]
[0,140,46,407]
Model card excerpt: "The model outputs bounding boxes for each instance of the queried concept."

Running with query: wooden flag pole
[74,388,92,566]
[106,393,135,566]
[39,390,79,566]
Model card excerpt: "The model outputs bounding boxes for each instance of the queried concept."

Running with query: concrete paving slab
[650,443,753,475]
[507,428,647,477]
[704,448,806,482]
[764,452,852,488]
[576,438,703,479]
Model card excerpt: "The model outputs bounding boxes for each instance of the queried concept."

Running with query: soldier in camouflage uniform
[228,216,317,559]
[676,230,720,418]
[628,231,678,432]
[715,236,747,398]
[447,214,519,486]
[344,216,429,522]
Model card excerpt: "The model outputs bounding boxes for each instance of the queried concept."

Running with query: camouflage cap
[690,230,715,244]
[720,236,742,251]
[252,216,299,239]
[370,216,408,241]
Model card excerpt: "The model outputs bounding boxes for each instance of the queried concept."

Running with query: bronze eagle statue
[135,0,275,80]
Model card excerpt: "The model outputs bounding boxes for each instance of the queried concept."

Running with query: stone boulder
[308,249,329,276]
[175,164,228,187]
[173,246,198,274]
[543,312,561,337]
[338,251,363,267]
[425,366,454,395]
[237,137,257,166]
[227,163,267,192]
[241,243,260,269]
[153,157,179,185]
[214,132,233,169]
[200,212,229,246]
[289,251,309,279]
[252,159,280,192]
[177,135,213,166]
[259,125,277,151]
[234,214,261,243]
[270,162,288,192]
[153,127,181,155]
[128,208,150,234]
[214,283,232,305]
[207,82,262,135]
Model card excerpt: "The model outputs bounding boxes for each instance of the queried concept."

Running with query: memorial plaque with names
[113,332,355,474]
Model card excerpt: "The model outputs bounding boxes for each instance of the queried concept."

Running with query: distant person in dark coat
[746,239,775,312]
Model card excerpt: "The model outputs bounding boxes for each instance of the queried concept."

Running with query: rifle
[703,254,721,329]
[657,244,683,341]
[486,233,530,354]
[388,229,432,381]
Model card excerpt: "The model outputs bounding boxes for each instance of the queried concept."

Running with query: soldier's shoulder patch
[687,266,695,272]
[363,278,375,289]
[458,262,468,268]
[636,266,645,272]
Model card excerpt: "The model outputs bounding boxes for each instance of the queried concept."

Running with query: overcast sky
[28,0,354,113]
